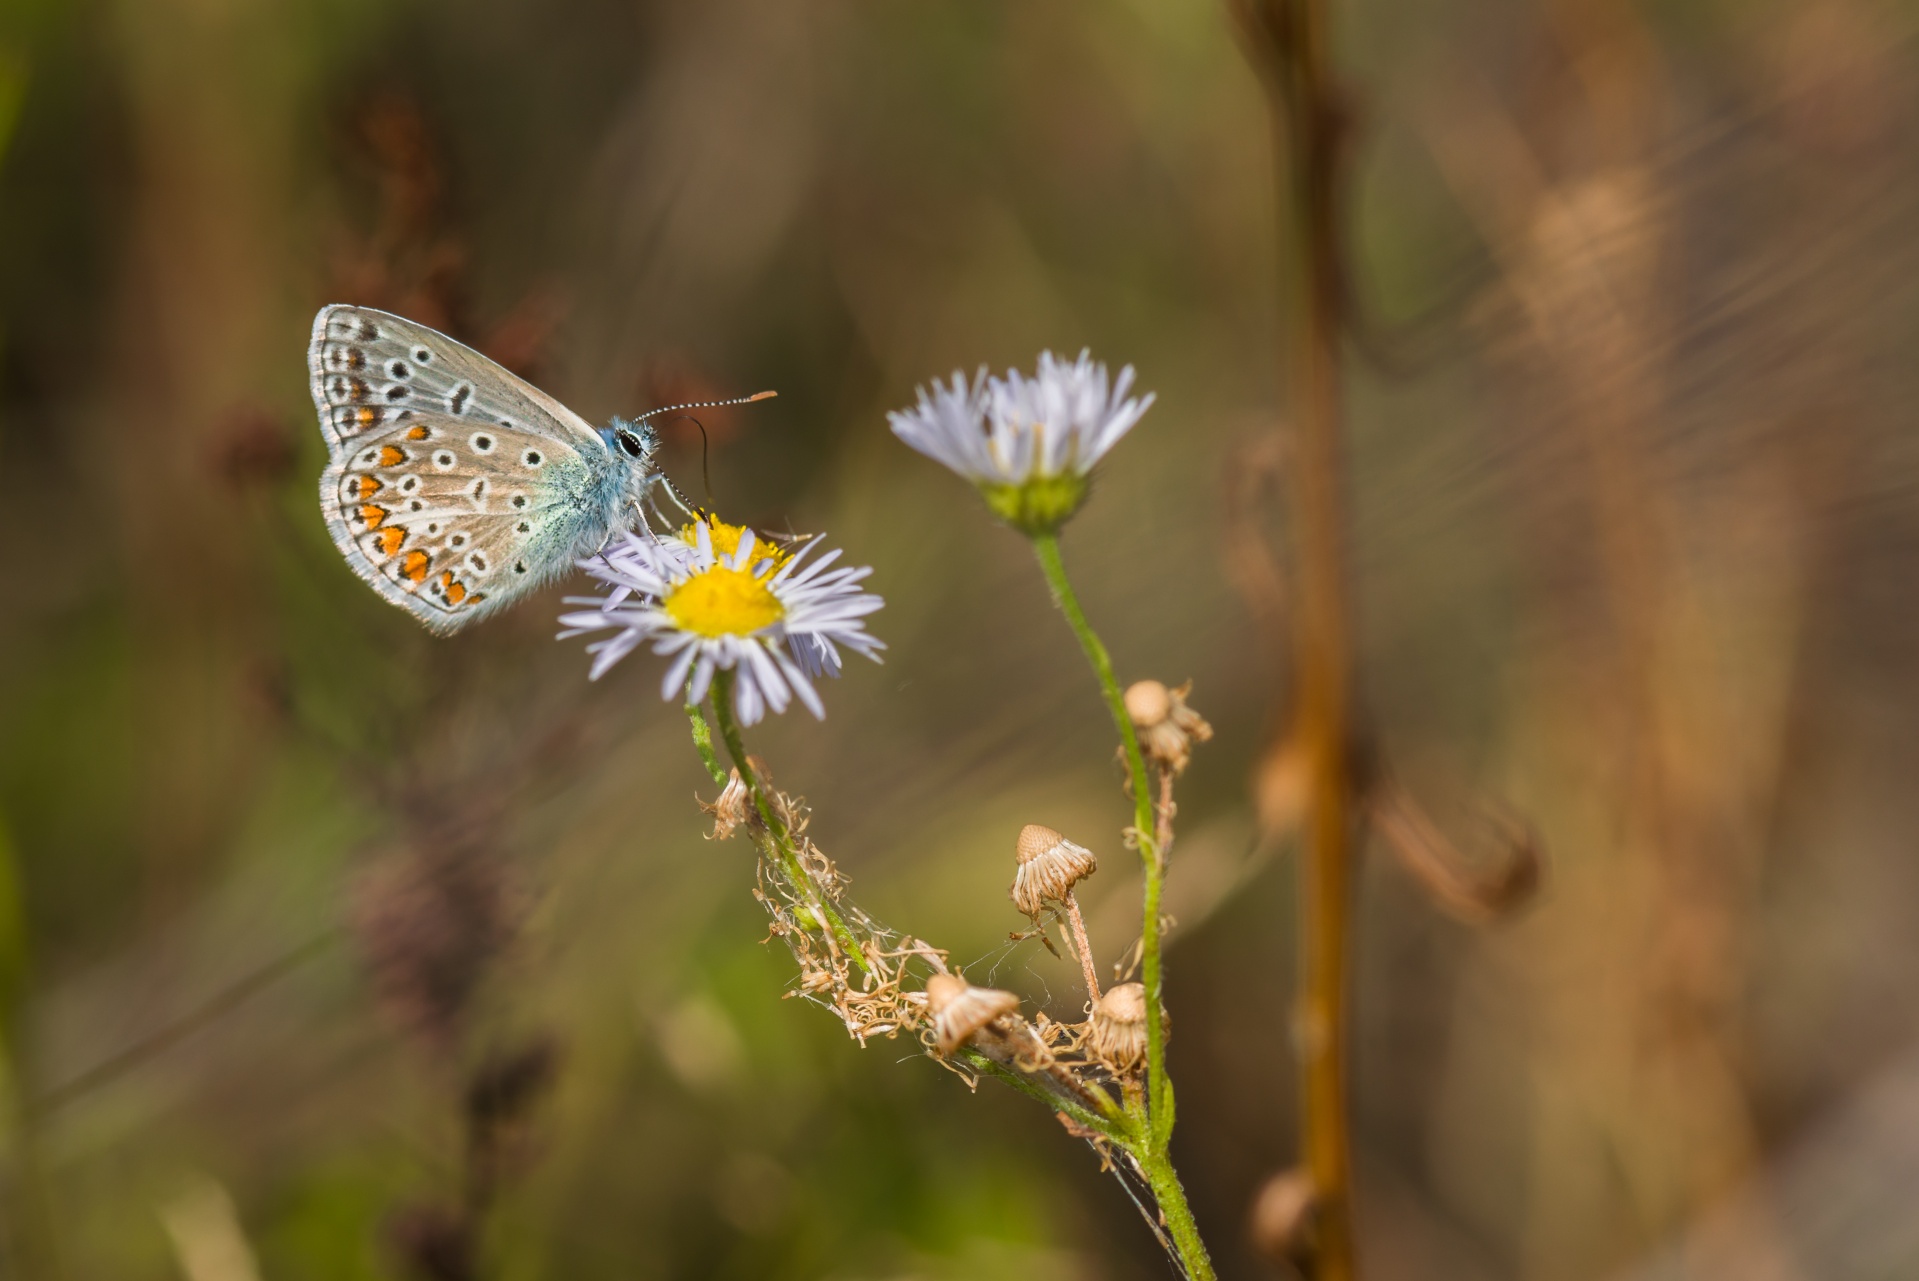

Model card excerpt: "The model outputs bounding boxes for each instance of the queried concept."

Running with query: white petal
[659,640,700,703]
[687,651,717,706]
[744,642,791,714]
[774,643,826,718]
[587,629,644,680]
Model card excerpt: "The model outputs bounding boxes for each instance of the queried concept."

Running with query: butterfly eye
[616,430,646,459]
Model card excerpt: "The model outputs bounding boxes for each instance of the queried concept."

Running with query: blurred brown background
[4,0,1919,1278]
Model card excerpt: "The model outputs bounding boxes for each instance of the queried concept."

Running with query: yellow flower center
[663,564,785,637]
[681,518,790,566]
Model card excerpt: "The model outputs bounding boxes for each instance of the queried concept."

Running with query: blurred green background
[5,0,1919,1277]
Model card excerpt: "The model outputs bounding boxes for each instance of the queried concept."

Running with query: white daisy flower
[559,520,884,724]
[887,350,1154,533]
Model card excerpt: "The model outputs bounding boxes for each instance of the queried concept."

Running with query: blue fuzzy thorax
[543,418,658,565]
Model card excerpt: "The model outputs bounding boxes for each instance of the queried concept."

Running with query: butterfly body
[309,305,658,635]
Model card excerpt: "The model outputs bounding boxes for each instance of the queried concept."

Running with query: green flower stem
[960,1050,1124,1140]
[708,670,874,980]
[1031,534,1169,1123]
[1032,533,1212,1281]
[686,702,728,787]
[1136,1144,1213,1281]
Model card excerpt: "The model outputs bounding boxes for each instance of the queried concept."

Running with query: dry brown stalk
[1231,0,1363,1274]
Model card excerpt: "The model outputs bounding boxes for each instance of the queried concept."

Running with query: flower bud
[1125,679,1213,774]
[924,973,1022,1057]
[1087,980,1164,1074]
[1010,824,1098,920]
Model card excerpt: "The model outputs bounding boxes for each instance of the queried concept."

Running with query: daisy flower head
[559,519,884,725]
[887,350,1154,536]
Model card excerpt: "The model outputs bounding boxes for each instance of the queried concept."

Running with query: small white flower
[559,520,884,725]
[888,350,1154,533]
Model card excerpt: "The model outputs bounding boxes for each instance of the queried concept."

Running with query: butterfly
[309,304,770,635]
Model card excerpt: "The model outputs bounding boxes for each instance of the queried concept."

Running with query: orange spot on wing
[447,581,468,605]
[355,476,383,499]
[401,550,431,583]
[378,445,407,467]
[359,504,388,529]
[406,425,430,441]
[377,526,406,557]
[356,406,379,428]
[466,593,486,604]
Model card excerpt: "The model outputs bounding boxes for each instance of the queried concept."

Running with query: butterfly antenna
[658,472,702,520]
[654,414,717,506]
[639,390,772,519]
[632,389,776,424]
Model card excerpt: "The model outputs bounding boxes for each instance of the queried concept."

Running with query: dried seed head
[707,770,753,840]
[1010,824,1098,919]
[1249,1168,1319,1267]
[1125,680,1213,774]
[1124,679,1173,727]
[1087,980,1163,1073]
[702,757,777,840]
[924,973,1022,1057]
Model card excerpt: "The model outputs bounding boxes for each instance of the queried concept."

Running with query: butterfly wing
[308,304,603,453]
[309,305,639,635]
[320,412,618,635]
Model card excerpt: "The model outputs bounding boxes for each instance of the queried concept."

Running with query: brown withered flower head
[1010,824,1098,921]
[924,973,1022,1057]
[1124,680,1213,774]
[1087,980,1165,1074]
[702,757,782,840]
[705,769,755,841]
